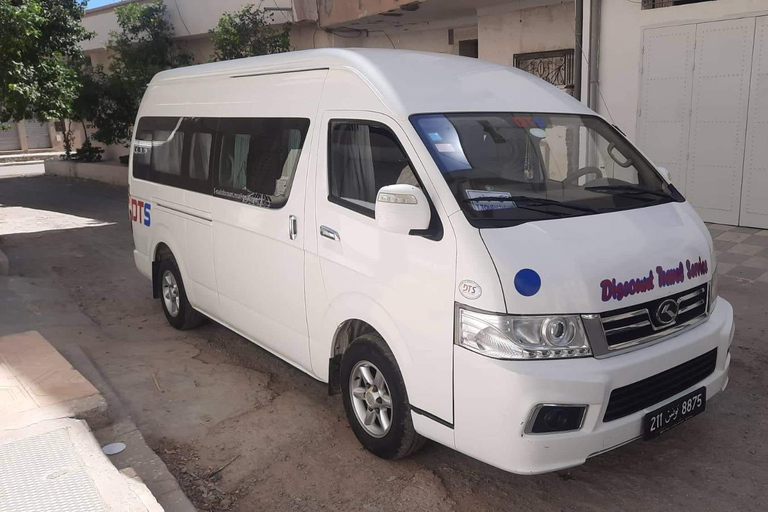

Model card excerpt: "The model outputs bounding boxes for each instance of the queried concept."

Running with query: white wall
[478,2,576,67]
[598,0,768,141]
[82,0,293,51]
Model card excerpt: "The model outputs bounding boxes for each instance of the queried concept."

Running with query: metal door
[740,16,768,229]
[638,17,764,227]
[0,123,21,151]
[24,120,52,149]
[685,17,755,225]
[637,25,696,194]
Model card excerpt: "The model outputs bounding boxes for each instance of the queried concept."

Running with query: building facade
[70,0,767,228]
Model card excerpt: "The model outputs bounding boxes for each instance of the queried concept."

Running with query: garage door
[0,123,21,151]
[638,15,768,229]
[25,120,52,149]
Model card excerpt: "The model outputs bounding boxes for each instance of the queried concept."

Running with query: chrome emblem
[655,298,679,326]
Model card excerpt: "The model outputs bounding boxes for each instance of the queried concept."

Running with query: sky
[86,0,121,9]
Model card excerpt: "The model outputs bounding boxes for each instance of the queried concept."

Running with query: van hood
[480,202,714,315]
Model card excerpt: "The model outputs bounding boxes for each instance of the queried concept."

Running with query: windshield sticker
[428,132,443,142]
[512,116,548,129]
[465,190,514,211]
[434,143,456,153]
[601,257,709,302]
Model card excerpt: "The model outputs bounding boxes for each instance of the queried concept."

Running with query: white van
[129,49,733,474]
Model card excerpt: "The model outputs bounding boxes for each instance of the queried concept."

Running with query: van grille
[600,283,708,351]
[603,348,717,422]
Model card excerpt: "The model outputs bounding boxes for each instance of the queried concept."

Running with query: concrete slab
[0,418,161,512]
[96,420,197,512]
[0,331,107,429]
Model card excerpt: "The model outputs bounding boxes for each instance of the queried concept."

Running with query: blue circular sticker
[514,268,541,297]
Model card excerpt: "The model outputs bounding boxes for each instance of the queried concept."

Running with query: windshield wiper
[584,185,670,199]
[464,195,599,215]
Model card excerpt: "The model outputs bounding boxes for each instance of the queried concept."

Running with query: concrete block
[44,159,128,187]
[0,418,162,511]
[0,331,108,430]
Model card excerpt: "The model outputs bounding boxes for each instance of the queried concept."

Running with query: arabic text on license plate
[643,387,706,440]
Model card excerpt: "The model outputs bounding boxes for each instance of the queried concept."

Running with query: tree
[0,0,92,122]
[91,0,191,146]
[210,4,290,62]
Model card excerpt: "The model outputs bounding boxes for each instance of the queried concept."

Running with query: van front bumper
[452,298,733,475]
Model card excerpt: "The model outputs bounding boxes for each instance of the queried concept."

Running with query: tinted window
[132,116,216,193]
[213,118,310,209]
[329,121,420,216]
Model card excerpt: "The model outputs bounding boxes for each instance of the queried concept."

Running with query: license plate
[643,387,706,440]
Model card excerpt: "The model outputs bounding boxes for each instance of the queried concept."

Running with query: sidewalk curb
[59,344,197,512]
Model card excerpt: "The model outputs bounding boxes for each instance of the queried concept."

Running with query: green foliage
[210,4,290,61]
[91,0,191,146]
[72,139,103,162]
[0,0,92,122]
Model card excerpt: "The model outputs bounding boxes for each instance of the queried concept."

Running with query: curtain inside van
[331,124,376,204]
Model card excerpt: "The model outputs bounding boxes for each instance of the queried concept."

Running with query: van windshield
[411,113,683,228]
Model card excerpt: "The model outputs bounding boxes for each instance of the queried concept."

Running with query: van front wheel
[158,258,204,330]
[341,333,425,459]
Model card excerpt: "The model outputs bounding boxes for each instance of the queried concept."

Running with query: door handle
[319,225,340,242]
[289,215,298,240]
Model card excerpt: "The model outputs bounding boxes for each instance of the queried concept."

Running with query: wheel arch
[149,230,186,300]
[316,294,413,396]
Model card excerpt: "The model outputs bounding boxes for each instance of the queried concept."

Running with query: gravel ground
[0,175,766,512]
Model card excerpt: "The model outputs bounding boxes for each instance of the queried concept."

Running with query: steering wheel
[563,166,603,187]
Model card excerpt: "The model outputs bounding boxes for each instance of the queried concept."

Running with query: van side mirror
[375,184,431,235]
[657,167,671,183]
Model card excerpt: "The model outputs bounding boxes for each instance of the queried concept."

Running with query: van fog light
[457,308,591,360]
[528,405,587,434]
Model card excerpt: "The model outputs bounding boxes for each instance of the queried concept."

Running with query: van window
[132,116,216,194]
[411,113,683,228]
[213,118,310,209]
[188,132,213,181]
[133,117,184,180]
[329,121,420,216]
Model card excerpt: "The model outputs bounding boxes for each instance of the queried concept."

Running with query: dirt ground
[1,175,766,512]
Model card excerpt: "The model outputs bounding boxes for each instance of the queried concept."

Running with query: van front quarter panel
[308,108,458,427]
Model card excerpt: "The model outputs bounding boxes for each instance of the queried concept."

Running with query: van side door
[309,111,457,427]
[211,117,313,371]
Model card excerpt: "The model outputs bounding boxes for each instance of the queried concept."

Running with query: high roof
[151,48,593,119]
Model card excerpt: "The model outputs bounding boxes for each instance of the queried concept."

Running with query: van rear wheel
[341,333,425,459]
[158,258,204,330]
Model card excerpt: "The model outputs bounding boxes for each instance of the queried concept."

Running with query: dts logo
[130,197,151,226]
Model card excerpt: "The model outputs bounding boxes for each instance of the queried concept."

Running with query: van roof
[151,48,593,119]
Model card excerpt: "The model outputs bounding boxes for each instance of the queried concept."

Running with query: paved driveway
[0,175,766,512]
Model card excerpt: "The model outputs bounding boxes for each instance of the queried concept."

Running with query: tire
[340,333,425,459]
[158,258,204,330]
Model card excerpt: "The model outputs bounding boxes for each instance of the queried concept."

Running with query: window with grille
[513,49,574,89]
[641,0,714,10]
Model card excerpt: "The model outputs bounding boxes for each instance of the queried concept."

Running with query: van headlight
[457,308,592,360]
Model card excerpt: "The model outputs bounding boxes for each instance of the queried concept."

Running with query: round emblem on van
[655,298,679,326]
[514,268,541,297]
[459,280,482,300]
